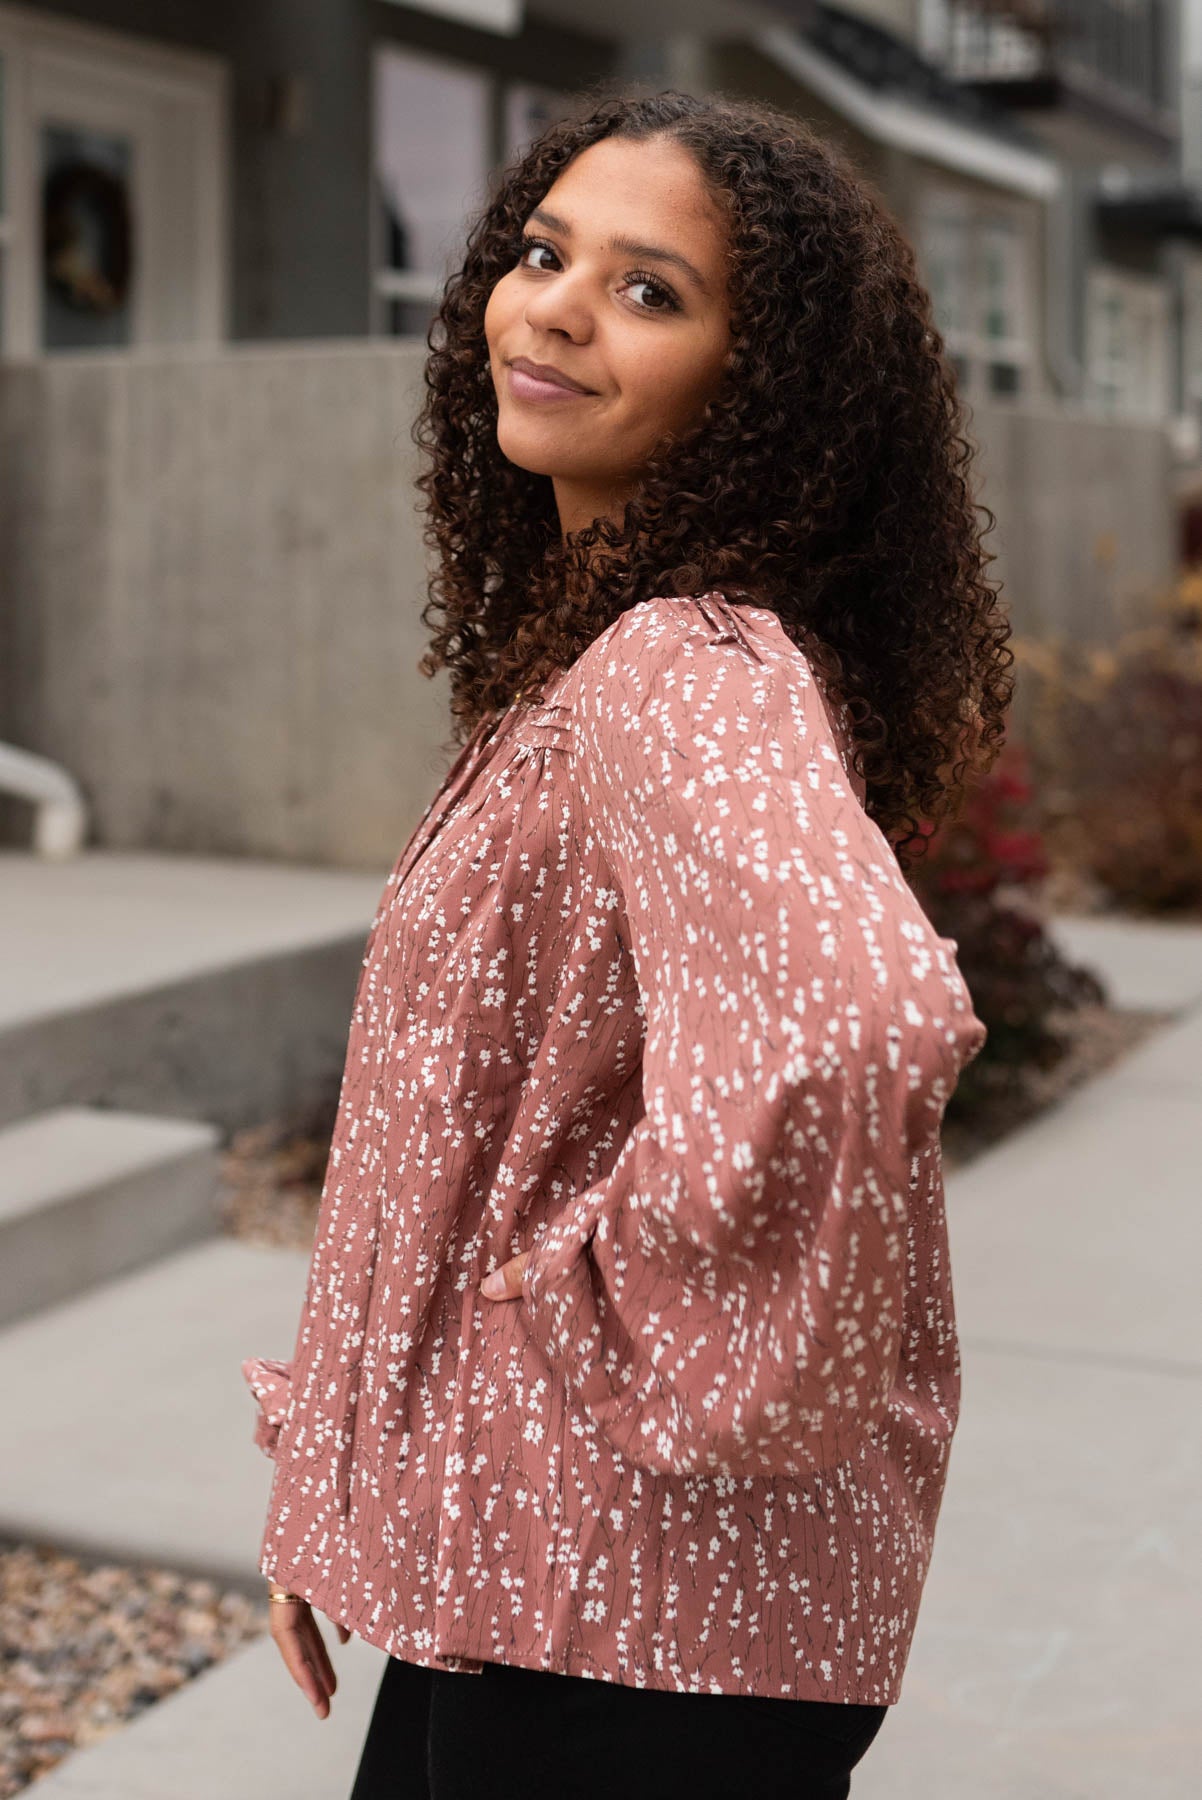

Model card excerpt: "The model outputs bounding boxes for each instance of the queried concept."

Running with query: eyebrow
[525,206,711,295]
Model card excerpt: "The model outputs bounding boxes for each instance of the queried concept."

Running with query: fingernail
[480,1269,505,1298]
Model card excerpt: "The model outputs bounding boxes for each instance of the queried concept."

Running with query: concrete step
[0,1105,223,1328]
[0,1233,308,1586]
[0,848,384,1133]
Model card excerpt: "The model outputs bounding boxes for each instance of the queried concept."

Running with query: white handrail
[0,742,88,857]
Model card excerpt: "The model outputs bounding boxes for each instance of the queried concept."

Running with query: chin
[495,421,582,479]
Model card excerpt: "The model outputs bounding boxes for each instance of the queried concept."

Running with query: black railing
[939,0,1170,113]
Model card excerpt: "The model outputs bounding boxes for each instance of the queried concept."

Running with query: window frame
[369,40,495,342]
[916,185,1034,403]
[368,42,575,342]
[1086,263,1172,421]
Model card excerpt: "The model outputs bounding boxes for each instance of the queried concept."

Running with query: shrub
[907,741,1106,1119]
[1013,571,1202,913]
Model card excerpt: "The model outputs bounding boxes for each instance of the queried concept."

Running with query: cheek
[484,277,517,351]
[619,336,727,430]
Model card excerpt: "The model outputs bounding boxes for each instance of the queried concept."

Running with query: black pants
[348,1654,889,1800]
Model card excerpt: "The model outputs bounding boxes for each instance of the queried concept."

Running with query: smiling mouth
[506,358,595,402]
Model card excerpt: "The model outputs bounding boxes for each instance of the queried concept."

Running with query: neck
[553,475,635,539]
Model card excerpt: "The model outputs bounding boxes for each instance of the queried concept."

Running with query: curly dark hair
[411,84,1013,868]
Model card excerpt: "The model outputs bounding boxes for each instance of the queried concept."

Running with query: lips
[507,356,594,395]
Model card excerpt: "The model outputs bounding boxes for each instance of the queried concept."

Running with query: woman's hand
[479,1251,532,1300]
[268,1590,351,1718]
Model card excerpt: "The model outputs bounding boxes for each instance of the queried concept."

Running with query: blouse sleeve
[519,597,985,1480]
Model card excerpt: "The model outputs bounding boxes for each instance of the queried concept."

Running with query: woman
[242,87,1009,1798]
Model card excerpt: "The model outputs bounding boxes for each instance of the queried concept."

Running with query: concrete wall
[964,397,1178,643]
[0,342,1178,866]
[0,340,455,869]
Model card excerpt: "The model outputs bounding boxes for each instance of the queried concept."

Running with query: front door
[0,9,226,356]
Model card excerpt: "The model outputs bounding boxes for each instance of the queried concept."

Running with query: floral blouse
[242,590,987,1704]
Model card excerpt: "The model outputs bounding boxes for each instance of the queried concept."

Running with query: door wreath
[43,158,133,315]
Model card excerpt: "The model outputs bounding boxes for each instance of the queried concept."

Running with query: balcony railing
[926,0,1169,116]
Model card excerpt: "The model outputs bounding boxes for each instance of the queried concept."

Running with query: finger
[272,1611,330,1716]
[480,1251,531,1300]
[304,1616,338,1698]
[299,1648,331,1718]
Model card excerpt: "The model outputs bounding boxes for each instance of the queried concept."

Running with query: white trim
[379,0,523,32]
[375,269,441,301]
[751,24,1061,201]
[0,4,225,97]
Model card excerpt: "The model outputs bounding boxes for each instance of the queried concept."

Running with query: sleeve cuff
[241,1355,294,1459]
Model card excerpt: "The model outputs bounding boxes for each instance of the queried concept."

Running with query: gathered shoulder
[562,591,864,803]
[571,590,801,686]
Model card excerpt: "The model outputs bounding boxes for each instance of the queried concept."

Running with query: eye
[623,269,680,314]
[516,234,558,275]
[515,234,682,315]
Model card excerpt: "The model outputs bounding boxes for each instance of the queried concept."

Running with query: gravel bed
[0,1538,264,1797]
[217,1113,332,1250]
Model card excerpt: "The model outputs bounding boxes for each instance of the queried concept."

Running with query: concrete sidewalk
[3,912,1199,1797]
[10,1630,388,1800]
[857,915,1202,1799]
[0,1236,394,1794]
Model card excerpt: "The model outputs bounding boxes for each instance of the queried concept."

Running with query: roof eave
[751,24,1062,201]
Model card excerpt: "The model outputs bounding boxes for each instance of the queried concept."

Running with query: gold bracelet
[267,1587,305,1605]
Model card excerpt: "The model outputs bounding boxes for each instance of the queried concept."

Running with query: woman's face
[484,133,733,536]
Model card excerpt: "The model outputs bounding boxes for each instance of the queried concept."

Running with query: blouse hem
[257,1549,904,1708]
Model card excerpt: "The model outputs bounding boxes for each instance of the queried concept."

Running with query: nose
[521,261,594,342]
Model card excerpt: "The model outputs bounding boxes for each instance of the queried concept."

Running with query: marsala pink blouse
[242,591,987,1705]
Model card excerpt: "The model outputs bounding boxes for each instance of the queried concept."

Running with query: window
[978,215,1028,396]
[1181,253,1202,444]
[919,198,972,390]
[917,190,1032,401]
[371,44,491,340]
[370,49,580,340]
[503,81,573,165]
[1087,266,1170,420]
